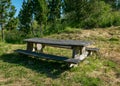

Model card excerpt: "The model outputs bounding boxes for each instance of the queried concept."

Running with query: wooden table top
[24,38,93,46]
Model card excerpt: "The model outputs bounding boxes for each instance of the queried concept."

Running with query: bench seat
[15,49,80,64]
[86,48,99,52]
[86,47,100,56]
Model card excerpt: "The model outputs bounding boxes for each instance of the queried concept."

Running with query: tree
[64,0,95,27]
[33,0,48,36]
[47,0,61,22]
[115,0,120,10]
[5,17,18,30]
[46,0,63,34]
[64,0,112,28]
[0,0,16,41]
[18,0,33,35]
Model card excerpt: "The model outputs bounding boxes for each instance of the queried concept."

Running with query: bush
[113,12,120,26]
[98,13,114,28]
[65,1,120,28]
[44,21,66,35]
[5,30,25,44]
[80,17,98,28]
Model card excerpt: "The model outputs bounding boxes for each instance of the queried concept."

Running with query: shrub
[81,17,98,28]
[98,13,114,28]
[44,21,66,35]
[65,1,120,28]
[5,30,25,44]
[113,12,120,26]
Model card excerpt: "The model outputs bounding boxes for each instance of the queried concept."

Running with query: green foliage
[73,75,102,86]
[2,0,120,39]
[0,28,120,85]
[0,0,16,40]
[106,60,117,68]
[109,37,119,41]
[4,30,37,44]
[18,0,33,34]
[33,0,48,24]
[64,0,120,28]
[4,30,24,44]
[98,13,113,28]
[44,21,66,35]
[5,17,19,30]
[112,11,120,26]
[17,0,120,36]
[47,0,61,22]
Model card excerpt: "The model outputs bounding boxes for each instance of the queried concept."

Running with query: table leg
[35,44,45,53]
[72,47,80,58]
[72,46,89,60]
[70,46,89,67]
[26,42,33,51]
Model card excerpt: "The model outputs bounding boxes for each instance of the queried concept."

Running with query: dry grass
[47,27,120,64]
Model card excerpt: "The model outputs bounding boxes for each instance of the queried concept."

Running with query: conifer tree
[18,0,33,35]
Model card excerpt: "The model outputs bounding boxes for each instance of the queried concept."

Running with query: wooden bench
[15,49,80,64]
[86,48,99,56]
[44,45,99,55]
[15,38,99,67]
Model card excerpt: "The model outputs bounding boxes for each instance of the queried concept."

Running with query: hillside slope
[46,27,120,65]
[0,27,120,86]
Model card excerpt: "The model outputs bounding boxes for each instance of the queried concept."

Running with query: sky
[11,0,23,17]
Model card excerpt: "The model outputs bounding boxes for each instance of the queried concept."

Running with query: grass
[0,27,120,86]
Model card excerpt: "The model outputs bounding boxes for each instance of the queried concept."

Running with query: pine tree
[64,0,112,28]
[33,0,48,36]
[18,0,33,35]
[47,0,61,22]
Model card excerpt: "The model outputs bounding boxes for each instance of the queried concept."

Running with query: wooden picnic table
[15,38,98,67]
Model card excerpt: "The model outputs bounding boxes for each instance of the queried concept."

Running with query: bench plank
[15,49,80,64]
[86,48,100,56]
[86,48,99,51]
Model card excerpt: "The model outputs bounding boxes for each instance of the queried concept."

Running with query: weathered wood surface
[86,48,99,56]
[15,38,99,67]
[34,44,45,52]
[72,46,89,60]
[15,49,80,64]
[24,38,92,47]
[86,48,99,52]
[26,42,33,51]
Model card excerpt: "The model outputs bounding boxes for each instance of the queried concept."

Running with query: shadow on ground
[0,52,70,79]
